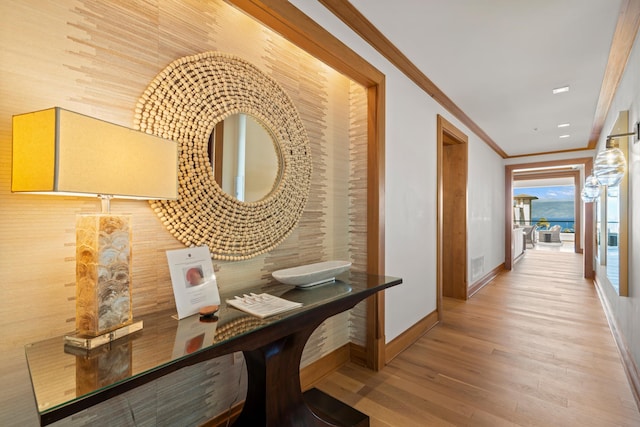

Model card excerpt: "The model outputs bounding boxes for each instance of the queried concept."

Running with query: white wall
[291,1,506,342]
[468,131,507,282]
[384,70,440,340]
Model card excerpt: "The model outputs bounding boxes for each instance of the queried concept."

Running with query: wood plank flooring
[316,250,640,426]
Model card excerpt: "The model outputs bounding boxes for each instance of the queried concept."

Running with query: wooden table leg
[233,325,368,427]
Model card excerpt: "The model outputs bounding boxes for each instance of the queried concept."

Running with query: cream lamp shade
[12,107,178,199]
[12,107,178,347]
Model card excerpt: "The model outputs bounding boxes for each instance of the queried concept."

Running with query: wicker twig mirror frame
[134,52,312,260]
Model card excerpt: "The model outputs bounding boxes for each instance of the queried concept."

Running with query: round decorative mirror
[135,52,312,260]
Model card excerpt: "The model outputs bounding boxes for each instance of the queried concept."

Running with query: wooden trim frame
[211,122,224,186]
[505,157,594,278]
[507,146,594,159]
[596,110,631,297]
[226,0,387,370]
[437,115,468,311]
[384,310,438,364]
[468,263,505,298]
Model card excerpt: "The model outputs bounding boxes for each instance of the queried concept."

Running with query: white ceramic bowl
[272,260,352,288]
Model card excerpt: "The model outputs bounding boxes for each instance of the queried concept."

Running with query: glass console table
[25,272,402,426]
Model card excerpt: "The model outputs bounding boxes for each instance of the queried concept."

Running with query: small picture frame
[166,246,220,319]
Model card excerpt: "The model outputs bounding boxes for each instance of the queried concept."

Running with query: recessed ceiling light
[557,123,570,128]
[559,134,570,139]
[552,86,570,94]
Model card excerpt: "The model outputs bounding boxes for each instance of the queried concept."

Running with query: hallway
[316,250,640,426]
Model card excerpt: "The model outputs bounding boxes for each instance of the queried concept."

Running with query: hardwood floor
[316,250,640,426]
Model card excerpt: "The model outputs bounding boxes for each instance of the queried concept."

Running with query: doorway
[513,169,582,254]
[437,115,468,306]
[504,158,594,278]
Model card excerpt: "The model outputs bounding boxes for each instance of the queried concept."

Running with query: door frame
[505,157,594,278]
[437,115,468,317]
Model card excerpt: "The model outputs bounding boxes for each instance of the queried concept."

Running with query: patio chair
[524,224,537,248]
[549,225,561,243]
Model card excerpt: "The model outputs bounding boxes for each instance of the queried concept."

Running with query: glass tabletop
[25,271,401,422]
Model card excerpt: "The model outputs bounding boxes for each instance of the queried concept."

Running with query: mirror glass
[595,110,629,296]
[595,196,601,261]
[606,186,619,289]
[209,114,281,202]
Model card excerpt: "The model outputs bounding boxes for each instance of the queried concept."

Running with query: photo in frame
[166,246,220,319]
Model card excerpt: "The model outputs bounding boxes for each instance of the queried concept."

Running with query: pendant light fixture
[593,123,640,187]
[593,137,626,187]
[581,174,600,203]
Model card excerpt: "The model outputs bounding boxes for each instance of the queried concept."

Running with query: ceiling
[346,0,632,157]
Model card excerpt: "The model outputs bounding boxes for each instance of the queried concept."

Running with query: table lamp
[12,107,178,348]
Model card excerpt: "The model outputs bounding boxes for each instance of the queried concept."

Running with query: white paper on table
[166,246,220,319]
